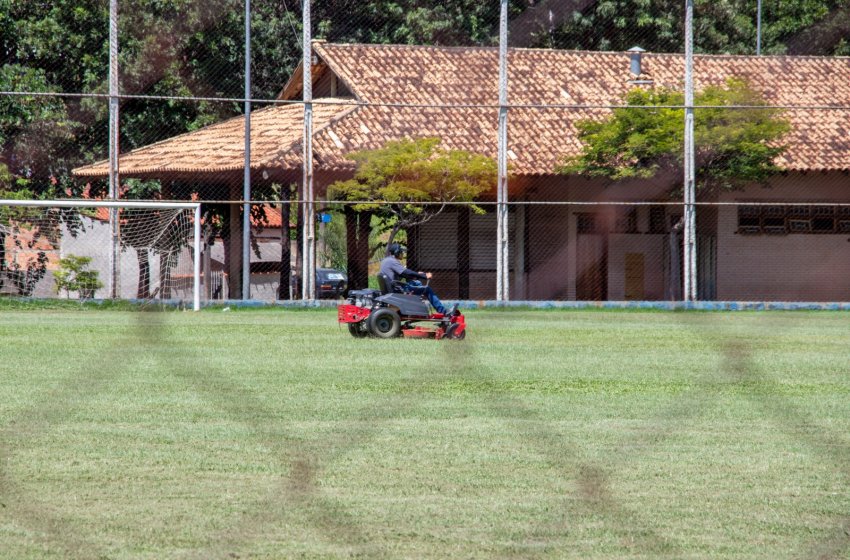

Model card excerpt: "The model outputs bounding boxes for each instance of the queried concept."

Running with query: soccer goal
[0,200,202,310]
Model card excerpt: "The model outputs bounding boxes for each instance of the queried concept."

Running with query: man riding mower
[337,244,466,339]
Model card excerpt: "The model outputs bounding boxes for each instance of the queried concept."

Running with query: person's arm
[399,268,428,281]
[387,259,430,282]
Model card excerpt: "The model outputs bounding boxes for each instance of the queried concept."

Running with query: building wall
[607,234,666,300]
[524,204,573,300]
[60,218,200,300]
[716,174,850,301]
[393,172,850,301]
[416,176,680,301]
[417,210,511,300]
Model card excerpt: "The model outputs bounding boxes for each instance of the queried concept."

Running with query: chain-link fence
[3,1,850,303]
[5,4,850,560]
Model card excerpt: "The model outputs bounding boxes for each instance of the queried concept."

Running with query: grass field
[0,306,848,559]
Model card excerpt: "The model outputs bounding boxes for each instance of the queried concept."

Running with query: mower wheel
[348,322,369,338]
[368,308,402,338]
[444,323,466,340]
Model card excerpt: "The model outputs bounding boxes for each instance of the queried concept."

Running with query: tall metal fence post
[497,0,510,301]
[193,204,202,311]
[242,0,252,300]
[683,0,697,301]
[302,0,316,300]
[108,0,120,299]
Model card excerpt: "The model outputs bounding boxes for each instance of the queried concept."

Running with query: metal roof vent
[628,46,646,76]
[627,46,654,86]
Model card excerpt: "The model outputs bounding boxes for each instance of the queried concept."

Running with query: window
[761,205,786,234]
[576,213,599,234]
[649,206,667,233]
[613,208,637,233]
[737,204,845,235]
[737,206,760,234]
[812,206,835,233]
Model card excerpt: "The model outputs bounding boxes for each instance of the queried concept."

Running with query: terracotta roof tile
[73,43,850,180]
[306,43,850,173]
[73,100,350,178]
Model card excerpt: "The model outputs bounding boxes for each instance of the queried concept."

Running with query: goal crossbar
[0,200,202,311]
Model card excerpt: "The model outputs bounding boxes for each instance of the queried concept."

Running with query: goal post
[0,199,202,311]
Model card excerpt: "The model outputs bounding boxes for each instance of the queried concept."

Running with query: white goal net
[0,200,201,310]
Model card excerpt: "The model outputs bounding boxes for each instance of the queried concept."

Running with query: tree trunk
[227,202,243,300]
[407,224,419,271]
[386,223,401,256]
[457,207,470,299]
[345,207,372,290]
[0,230,6,291]
[137,249,150,298]
[294,200,303,299]
[277,198,292,300]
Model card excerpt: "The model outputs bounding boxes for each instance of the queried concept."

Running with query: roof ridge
[267,101,363,167]
[313,43,365,102]
[314,41,850,62]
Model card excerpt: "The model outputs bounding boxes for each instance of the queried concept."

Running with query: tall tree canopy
[327,137,496,250]
[558,78,790,193]
[536,0,848,55]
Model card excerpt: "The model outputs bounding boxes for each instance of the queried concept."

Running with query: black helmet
[388,243,407,258]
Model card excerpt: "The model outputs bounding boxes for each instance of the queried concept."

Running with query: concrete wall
[607,234,666,300]
[59,218,197,300]
[414,175,682,301]
[716,174,850,301]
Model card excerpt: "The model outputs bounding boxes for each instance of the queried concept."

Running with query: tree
[328,137,496,252]
[54,254,103,299]
[0,64,78,194]
[0,164,53,296]
[558,78,790,194]
[535,0,848,55]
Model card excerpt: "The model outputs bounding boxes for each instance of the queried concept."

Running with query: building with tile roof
[73,42,850,302]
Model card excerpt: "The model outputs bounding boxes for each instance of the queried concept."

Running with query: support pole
[302,0,316,300]
[756,0,762,55]
[108,0,120,299]
[683,0,697,301]
[242,0,252,300]
[193,204,201,311]
[496,0,510,301]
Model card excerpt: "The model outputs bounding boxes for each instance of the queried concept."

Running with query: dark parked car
[316,268,348,299]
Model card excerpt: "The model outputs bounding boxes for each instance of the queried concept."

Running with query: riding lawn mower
[337,274,466,340]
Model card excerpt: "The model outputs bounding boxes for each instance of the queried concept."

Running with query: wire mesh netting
[4,3,850,560]
[0,202,198,302]
[2,1,850,303]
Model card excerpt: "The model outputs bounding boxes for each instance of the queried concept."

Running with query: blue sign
[318,213,332,223]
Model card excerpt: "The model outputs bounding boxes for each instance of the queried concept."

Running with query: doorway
[576,213,608,300]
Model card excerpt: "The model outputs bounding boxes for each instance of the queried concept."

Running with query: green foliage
[0,174,41,226]
[54,254,103,299]
[0,164,52,296]
[317,211,346,270]
[0,64,78,187]
[313,0,522,46]
[539,0,848,55]
[559,79,790,192]
[328,137,496,247]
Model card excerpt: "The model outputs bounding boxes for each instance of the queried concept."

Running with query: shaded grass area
[0,309,848,559]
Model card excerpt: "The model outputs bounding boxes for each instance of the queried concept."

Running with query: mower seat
[377,273,405,295]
